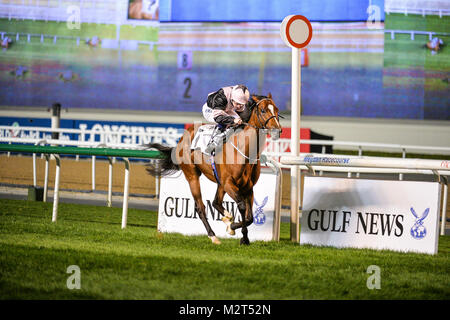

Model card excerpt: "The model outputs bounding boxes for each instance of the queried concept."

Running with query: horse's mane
[249,95,267,110]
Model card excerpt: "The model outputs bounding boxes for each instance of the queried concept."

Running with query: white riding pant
[202,103,216,123]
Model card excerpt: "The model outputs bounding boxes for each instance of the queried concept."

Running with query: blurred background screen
[0,0,448,120]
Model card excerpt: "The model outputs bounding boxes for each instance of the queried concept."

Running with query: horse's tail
[145,143,180,177]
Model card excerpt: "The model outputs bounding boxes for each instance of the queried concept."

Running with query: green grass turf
[383,13,450,71]
[385,13,450,34]
[0,199,449,300]
[0,39,158,68]
[0,19,158,41]
[384,34,450,70]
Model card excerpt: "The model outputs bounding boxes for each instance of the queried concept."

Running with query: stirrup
[204,143,215,156]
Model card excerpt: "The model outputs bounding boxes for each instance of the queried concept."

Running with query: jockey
[426,37,444,55]
[202,85,250,155]
[1,36,11,50]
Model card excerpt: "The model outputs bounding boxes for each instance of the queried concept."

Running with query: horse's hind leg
[213,185,235,235]
[184,168,220,244]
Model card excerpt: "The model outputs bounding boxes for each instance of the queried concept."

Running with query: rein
[227,98,277,162]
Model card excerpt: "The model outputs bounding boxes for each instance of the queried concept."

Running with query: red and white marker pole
[280,15,313,242]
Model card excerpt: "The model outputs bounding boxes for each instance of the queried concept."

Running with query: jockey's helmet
[231,85,250,106]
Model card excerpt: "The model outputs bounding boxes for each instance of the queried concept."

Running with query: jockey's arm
[207,89,227,110]
[214,115,235,127]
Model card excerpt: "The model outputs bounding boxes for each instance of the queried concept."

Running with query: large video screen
[0,0,448,120]
[159,0,384,22]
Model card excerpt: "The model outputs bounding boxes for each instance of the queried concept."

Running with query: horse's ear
[267,92,272,99]
[251,94,260,102]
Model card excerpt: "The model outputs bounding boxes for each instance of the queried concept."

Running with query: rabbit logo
[410,207,429,240]
[254,196,268,226]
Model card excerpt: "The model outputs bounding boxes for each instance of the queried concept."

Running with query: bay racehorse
[146,94,282,245]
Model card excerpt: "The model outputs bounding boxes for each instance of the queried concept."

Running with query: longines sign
[158,170,280,241]
[301,176,441,255]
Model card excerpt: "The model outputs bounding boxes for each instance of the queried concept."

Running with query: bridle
[228,98,281,162]
[252,98,281,129]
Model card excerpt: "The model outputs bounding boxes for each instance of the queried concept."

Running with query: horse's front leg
[239,190,254,246]
[213,185,235,236]
[224,181,253,245]
[184,169,220,245]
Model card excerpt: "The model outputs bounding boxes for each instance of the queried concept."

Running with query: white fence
[385,0,450,17]
[0,0,157,26]
[280,153,450,236]
[386,29,450,41]
[1,123,450,185]
[385,6,450,17]
[1,125,449,236]
[2,124,450,163]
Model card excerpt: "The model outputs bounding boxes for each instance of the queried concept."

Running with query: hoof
[240,238,250,246]
[209,236,221,245]
[222,212,235,236]
[226,224,236,236]
[222,211,234,223]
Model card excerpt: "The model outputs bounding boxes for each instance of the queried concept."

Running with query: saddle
[191,124,235,155]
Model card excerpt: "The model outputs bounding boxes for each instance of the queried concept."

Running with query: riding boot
[204,132,225,155]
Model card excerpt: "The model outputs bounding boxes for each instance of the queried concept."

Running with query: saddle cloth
[191,124,217,154]
[191,124,236,155]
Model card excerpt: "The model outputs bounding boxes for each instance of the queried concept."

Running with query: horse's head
[248,93,283,140]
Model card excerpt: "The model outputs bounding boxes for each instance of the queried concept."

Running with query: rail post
[92,155,96,191]
[441,177,448,236]
[43,154,49,202]
[107,157,113,207]
[52,155,61,222]
[121,158,130,229]
[51,103,61,141]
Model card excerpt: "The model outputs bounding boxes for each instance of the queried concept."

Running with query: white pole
[51,103,61,141]
[43,154,49,202]
[121,158,130,229]
[155,161,160,198]
[290,47,301,243]
[107,157,113,207]
[399,148,406,181]
[52,155,61,222]
[33,152,37,187]
[441,181,448,236]
[92,155,96,191]
[50,103,61,162]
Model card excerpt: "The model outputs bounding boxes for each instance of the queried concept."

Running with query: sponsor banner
[158,170,279,241]
[301,176,441,254]
[0,117,185,147]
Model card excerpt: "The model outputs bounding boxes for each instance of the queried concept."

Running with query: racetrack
[0,198,449,299]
